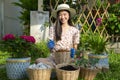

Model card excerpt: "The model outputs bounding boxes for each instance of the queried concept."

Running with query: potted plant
[75,55,100,80]
[27,62,52,80]
[0,34,36,79]
[78,31,109,71]
[90,32,109,71]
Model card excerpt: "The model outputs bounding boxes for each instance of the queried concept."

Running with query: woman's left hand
[70,48,76,58]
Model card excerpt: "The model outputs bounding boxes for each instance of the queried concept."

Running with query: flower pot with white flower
[0,34,36,80]
[27,62,52,80]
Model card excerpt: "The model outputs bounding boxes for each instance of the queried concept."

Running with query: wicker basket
[27,68,51,80]
[79,67,99,80]
[56,63,80,80]
[54,51,71,64]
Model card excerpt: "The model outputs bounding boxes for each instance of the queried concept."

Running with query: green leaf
[118,24,120,29]
[111,26,115,30]
[115,30,119,33]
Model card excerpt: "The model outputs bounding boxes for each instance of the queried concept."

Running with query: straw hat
[52,4,76,18]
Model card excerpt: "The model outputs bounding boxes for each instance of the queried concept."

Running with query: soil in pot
[59,65,77,71]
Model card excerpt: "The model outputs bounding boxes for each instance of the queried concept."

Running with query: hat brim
[51,8,76,18]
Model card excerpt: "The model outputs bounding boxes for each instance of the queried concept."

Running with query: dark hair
[55,10,74,41]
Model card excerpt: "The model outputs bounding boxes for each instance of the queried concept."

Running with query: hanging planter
[6,57,31,80]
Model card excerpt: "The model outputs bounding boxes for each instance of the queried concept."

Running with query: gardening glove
[47,40,55,49]
[70,48,76,58]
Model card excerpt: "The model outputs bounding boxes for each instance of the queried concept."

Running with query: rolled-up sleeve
[73,29,80,44]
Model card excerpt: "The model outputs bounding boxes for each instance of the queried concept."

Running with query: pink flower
[96,18,102,26]
[2,34,15,41]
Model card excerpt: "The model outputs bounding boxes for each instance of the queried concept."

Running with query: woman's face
[58,10,70,24]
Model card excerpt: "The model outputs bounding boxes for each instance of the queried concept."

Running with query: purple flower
[96,18,102,26]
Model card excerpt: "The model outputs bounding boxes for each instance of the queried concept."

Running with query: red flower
[20,35,35,43]
[1,34,36,58]
[2,34,15,41]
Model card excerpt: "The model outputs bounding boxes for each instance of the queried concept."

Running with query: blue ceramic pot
[6,57,31,80]
[88,53,109,69]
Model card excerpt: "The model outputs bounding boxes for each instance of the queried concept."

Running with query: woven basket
[27,68,51,80]
[54,51,71,64]
[79,67,99,80]
[56,63,80,80]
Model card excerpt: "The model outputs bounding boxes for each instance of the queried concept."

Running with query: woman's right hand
[47,40,55,49]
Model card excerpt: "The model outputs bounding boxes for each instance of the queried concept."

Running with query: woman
[50,3,79,51]
[36,3,80,67]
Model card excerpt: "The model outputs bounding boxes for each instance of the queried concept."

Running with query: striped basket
[27,68,51,80]
[79,67,100,80]
[56,63,80,80]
